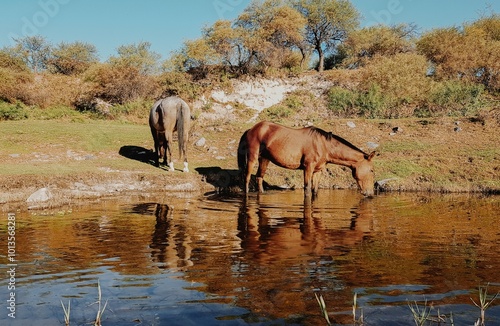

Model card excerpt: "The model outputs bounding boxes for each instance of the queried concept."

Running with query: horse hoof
[183,168,189,172]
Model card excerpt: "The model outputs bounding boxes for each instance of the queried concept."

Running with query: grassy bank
[1,114,499,209]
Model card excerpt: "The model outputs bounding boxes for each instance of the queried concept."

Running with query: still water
[1,190,499,325]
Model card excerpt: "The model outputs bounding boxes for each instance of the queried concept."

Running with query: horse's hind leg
[151,128,160,167]
[256,157,270,193]
[182,144,189,173]
[166,132,174,171]
[245,153,258,193]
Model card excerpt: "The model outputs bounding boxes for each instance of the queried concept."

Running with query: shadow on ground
[195,166,286,194]
[119,145,155,165]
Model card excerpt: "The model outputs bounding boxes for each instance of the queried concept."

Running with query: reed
[92,280,109,326]
[60,300,71,326]
[352,292,364,325]
[314,293,332,326]
[471,284,499,326]
[407,300,432,326]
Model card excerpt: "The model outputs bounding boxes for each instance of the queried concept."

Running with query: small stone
[366,142,379,149]
[347,121,356,128]
[195,137,206,147]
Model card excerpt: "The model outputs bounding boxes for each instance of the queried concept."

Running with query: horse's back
[248,121,311,145]
[247,121,317,169]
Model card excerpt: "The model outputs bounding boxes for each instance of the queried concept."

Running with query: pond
[1,190,499,325]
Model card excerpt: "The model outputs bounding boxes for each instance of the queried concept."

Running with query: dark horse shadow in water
[195,166,288,194]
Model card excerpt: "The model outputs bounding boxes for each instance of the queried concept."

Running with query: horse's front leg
[303,166,314,196]
[312,171,322,195]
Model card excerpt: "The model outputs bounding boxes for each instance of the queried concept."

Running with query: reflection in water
[1,191,499,325]
[150,203,193,270]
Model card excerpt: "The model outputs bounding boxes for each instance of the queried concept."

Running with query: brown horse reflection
[237,192,374,264]
[233,192,375,323]
[238,121,376,196]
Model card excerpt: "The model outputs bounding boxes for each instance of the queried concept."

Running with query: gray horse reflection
[150,204,193,270]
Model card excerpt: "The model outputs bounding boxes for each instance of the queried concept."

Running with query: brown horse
[149,96,190,172]
[237,121,376,196]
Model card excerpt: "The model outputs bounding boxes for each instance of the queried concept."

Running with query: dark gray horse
[149,96,190,172]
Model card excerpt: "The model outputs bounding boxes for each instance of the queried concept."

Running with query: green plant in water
[471,283,499,326]
[60,300,71,325]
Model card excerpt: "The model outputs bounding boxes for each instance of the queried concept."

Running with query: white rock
[195,137,206,147]
[27,188,52,203]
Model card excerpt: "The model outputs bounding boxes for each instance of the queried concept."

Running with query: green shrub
[0,102,28,121]
[110,99,154,121]
[258,90,314,122]
[158,71,201,100]
[328,84,388,118]
[327,86,358,116]
[356,84,387,118]
[29,105,82,120]
[428,81,484,115]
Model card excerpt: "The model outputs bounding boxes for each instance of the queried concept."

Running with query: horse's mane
[308,127,367,155]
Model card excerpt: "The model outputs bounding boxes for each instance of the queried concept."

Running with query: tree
[0,49,32,102]
[235,0,307,72]
[12,35,51,73]
[340,24,416,67]
[294,0,359,72]
[179,38,220,78]
[49,41,99,75]
[109,41,161,75]
[417,15,500,91]
[203,20,245,68]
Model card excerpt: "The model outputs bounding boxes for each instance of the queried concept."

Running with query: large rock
[27,188,53,203]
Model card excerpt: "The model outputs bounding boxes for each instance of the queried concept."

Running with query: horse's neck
[327,141,364,168]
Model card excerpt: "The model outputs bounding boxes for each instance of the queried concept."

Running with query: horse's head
[352,152,376,197]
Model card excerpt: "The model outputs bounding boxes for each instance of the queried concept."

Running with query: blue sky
[1,0,498,61]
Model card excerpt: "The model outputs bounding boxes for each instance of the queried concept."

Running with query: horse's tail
[237,130,249,174]
[176,99,190,159]
[154,101,164,129]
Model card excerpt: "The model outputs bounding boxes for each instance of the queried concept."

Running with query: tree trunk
[317,46,324,72]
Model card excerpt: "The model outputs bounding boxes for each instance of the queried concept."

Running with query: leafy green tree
[11,35,51,73]
[178,38,220,77]
[294,0,359,72]
[203,20,244,68]
[49,41,99,75]
[109,41,161,75]
[235,0,306,73]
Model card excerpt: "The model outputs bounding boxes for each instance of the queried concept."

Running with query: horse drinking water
[149,96,190,172]
[238,121,376,196]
